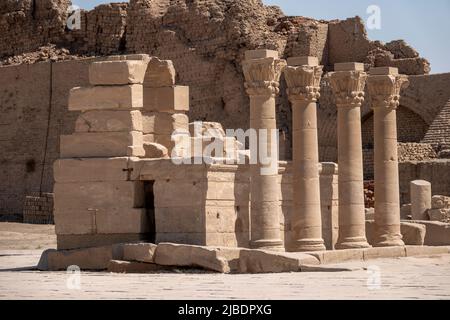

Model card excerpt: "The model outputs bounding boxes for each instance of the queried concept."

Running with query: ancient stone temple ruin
[35,48,449,274]
[0,0,448,273]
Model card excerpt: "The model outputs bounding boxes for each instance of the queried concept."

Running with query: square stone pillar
[243,49,286,251]
[284,56,326,252]
[329,62,371,249]
[54,54,150,250]
[141,57,190,157]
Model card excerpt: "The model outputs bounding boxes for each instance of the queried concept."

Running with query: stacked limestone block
[141,58,190,156]
[130,159,250,248]
[54,55,151,250]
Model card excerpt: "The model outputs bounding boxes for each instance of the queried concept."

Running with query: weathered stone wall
[0,60,91,216]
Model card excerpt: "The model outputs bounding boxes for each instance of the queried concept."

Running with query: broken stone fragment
[122,243,158,263]
[143,142,169,159]
[143,57,176,87]
[89,60,149,85]
[154,243,230,273]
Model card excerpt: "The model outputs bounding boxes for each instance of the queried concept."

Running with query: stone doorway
[144,181,156,243]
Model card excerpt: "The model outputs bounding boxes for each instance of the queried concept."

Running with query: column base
[250,239,285,252]
[373,236,405,248]
[335,237,371,250]
[292,238,326,252]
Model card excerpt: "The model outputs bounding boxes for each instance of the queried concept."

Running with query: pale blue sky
[72,0,450,73]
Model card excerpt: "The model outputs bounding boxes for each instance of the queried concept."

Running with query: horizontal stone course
[69,85,143,111]
[60,131,145,158]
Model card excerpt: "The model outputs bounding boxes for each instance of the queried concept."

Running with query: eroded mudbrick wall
[0,0,450,215]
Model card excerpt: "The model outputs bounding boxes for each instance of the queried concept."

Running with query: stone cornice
[243,57,287,97]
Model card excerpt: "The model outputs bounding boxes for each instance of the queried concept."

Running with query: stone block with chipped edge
[237,250,315,273]
[143,142,169,159]
[89,60,149,85]
[122,243,157,263]
[143,57,176,88]
[143,86,189,113]
[60,131,144,158]
[69,85,143,111]
[154,243,230,273]
[75,110,143,133]
[37,246,114,271]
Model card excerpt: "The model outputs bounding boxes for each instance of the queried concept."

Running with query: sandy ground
[0,223,56,250]
[0,223,450,300]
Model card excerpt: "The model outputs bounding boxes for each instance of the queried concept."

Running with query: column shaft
[368,67,409,247]
[242,52,286,251]
[292,100,325,251]
[329,64,370,249]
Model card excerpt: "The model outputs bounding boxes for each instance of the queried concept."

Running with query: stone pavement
[1,250,450,299]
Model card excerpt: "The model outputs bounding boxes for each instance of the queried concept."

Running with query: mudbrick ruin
[0,0,449,273]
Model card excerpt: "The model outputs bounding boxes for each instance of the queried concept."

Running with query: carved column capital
[243,58,287,97]
[284,65,323,102]
[367,74,409,109]
[329,71,368,107]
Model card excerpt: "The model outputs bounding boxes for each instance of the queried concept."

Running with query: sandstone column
[410,180,432,220]
[243,49,286,251]
[284,56,326,252]
[329,63,370,249]
[368,67,409,247]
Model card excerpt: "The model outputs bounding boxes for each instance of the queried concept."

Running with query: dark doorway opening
[144,181,156,243]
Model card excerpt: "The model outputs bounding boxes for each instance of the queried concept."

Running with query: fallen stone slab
[410,220,450,246]
[401,222,426,245]
[154,243,231,273]
[37,245,120,271]
[237,250,319,274]
[107,260,172,273]
[122,243,157,263]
